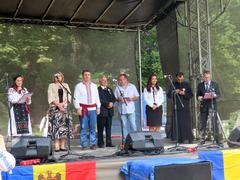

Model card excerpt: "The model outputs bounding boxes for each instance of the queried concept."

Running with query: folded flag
[199,149,240,180]
[121,157,206,180]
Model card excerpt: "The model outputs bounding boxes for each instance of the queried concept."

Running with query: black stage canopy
[0,0,183,30]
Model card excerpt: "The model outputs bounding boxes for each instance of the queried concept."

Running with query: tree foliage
[140,28,163,89]
[0,24,137,134]
[210,0,240,96]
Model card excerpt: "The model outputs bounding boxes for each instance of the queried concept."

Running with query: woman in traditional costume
[7,75,32,136]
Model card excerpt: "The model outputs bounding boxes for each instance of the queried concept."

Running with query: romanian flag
[1,161,96,180]
[199,149,240,180]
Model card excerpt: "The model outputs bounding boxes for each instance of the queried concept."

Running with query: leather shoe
[60,148,67,151]
[80,147,88,151]
[54,149,60,152]
[90,145,96,150]
[198,140,205,145]
[106,144,115,147]
[217,143,224,148]
[98,144,104,148]
[178,140,183,143]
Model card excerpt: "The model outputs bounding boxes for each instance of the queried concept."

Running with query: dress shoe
[90,145,96,150]
[198,140,205,145]
[98,144,104,148]
[54,149,60,152]
[217,143,224,148]
[106,144,115,147]
[216,140,224,147]
[80,147,88,151]
[60,148,67,151]
[178,139,183,143]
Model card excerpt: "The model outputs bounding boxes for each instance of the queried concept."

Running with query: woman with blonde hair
[48,72,72,152]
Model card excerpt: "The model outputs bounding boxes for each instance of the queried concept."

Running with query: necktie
[205,82,209,91]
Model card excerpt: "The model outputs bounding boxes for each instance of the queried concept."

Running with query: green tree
[140,28,163,89]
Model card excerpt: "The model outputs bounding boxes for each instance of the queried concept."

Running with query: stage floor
[2,136,234,180]
[49,137,225,180]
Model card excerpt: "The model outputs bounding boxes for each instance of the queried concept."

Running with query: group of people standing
[7,69,221,151]
[7,71,163,151]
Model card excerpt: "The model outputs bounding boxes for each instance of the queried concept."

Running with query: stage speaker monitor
[154,161,212,180]
[228,126,240,147]
[11,136,51,159]
[124,132,164,151]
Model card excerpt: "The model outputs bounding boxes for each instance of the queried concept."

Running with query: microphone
[120,90,124,97]
[119,90,127,106]
[164,74,172,78]
[54,75,59,81]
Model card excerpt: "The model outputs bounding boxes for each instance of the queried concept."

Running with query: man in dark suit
[197,70,221,145]
[97,75,116,148]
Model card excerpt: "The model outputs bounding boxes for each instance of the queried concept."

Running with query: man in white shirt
[74,70,101,150]
[114,74,139,142]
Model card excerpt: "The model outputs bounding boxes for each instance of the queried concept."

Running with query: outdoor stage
[55,138,199,180]
[4,137,236,180]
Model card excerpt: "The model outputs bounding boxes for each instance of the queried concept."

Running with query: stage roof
[0,0,183,30]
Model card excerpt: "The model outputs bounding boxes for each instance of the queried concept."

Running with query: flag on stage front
[1,161,96,180]
[199,149,240,180]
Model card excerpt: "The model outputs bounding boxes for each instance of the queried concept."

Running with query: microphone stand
[166,76,187,152]
[56,80,82,159]
[209,90,220,147]
[200,88,223,149]
[4,74,14,145]
[117,86,127,147]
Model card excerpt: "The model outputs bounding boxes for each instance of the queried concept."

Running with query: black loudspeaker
[228,126,240,147]
[154,161,212,180]
[124,132,164,151]
[11,136,51,159]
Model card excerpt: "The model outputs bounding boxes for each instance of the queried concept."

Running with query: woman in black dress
[48,72,72,152]
[144,74,164,132]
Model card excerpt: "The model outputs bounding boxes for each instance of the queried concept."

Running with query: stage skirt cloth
[8,103,32,136]
[48,106,73,139]
[146,105,162,126]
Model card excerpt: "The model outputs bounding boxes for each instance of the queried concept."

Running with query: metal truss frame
[185,0,230,135]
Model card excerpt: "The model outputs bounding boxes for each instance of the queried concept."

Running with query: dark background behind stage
[0,24,138,135]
